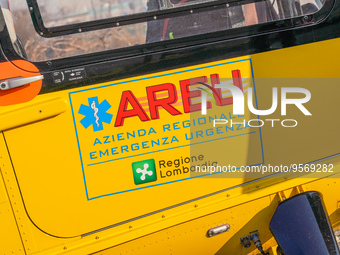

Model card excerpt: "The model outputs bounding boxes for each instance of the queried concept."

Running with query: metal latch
[207,223,230,237]
[0,75,44,91]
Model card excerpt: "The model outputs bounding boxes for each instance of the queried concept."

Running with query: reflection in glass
[7,0,325,61]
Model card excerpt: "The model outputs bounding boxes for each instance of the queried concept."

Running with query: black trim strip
[0,0,336,93]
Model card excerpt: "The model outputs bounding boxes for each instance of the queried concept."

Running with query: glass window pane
[36,0,219,27]
[7,0,326,62]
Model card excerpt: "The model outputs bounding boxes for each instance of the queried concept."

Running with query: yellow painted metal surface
[91,173,340,255]
[0,150,25,255]
[0,133,80,254]
[2,56,265,237]
[0,201,25,255]
[0,97,68,131]
[0,37,339,254]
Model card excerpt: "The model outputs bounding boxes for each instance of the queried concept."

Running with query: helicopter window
[32,0,218,28]
[6,0,326,62]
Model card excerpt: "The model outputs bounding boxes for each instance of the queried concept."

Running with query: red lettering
[180,77,212,113]
[114,70,244,127]
[212,70,244,106]
[232,70,243,92]
[114,90,150,127]
[146,83,182,119]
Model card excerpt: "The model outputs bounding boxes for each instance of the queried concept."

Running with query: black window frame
[0,0,335,73]
[27,0,266,37]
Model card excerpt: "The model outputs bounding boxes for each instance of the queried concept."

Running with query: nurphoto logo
[199,82,312,128]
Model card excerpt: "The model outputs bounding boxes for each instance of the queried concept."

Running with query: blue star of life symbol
[78,96,113,132]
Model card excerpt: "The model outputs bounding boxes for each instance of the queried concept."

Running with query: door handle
[0,75,44,91]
